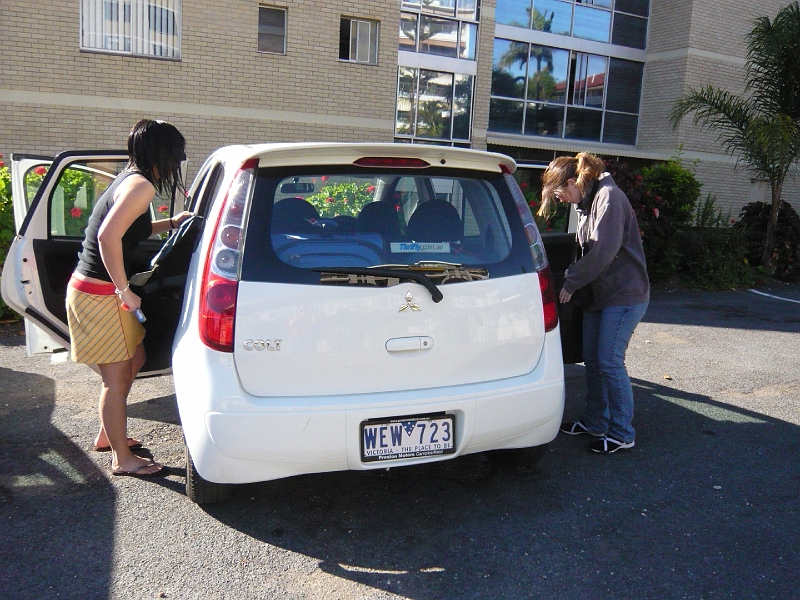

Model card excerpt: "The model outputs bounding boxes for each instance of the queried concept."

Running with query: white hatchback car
[2,143,579,504]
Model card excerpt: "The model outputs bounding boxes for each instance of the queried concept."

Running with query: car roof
[208,142,518,174]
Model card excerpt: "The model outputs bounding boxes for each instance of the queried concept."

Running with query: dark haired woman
[539,152,649,454]
[66,119,191,476]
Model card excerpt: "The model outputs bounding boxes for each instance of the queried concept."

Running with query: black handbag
[567,238,593,309]
[569,285,593,308]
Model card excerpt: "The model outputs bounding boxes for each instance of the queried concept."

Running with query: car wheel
[185,443,231,505]
[485,444,548,467]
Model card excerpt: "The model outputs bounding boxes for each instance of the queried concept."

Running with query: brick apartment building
[1,0,796,216]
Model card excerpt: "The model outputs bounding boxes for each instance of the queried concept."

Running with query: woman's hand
[118,287,142,312]
[171,211,193,228]
[559,288,573,304]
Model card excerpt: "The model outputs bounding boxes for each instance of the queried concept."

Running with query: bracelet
[170,217,175,230]
[115,283,130,296]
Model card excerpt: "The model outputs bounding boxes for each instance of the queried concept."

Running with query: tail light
[538,265,559,332]
[199,159,257,351]
[505,173,559,333]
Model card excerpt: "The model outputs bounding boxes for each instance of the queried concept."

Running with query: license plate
[360,414,455,463]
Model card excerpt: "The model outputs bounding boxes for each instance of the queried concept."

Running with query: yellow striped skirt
[66,276,145,365]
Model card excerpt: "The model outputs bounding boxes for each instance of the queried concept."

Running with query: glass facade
[399,0,479,60]
[396,0,479,145]
[495,0,648,49]
[396,68,474,143]
[490,0,648,145]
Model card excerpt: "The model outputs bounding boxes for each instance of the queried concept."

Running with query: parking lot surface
[1,283,798,599]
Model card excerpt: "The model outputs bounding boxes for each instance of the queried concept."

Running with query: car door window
[189,163,224,218]
[46,159,180,239]
[21,164,50,210]
[513,166,570,233]
[48,160,126,238]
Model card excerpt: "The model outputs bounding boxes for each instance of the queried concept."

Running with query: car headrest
[271,197,321,233]
[407,200,462,242]
[357,201,402,236]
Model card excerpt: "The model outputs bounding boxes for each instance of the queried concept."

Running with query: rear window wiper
[405,262,489,284]
[312,266,444,303]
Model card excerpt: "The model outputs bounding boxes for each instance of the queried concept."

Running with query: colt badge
[399,291,420,312]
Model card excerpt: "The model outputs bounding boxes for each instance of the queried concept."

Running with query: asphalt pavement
[0,282,798,599]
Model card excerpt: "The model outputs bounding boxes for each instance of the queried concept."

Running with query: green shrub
[605,157,702,282]
[305,181,375,218]
[694,193,732,228]
[734,200,800,281]
[678,226,756,290]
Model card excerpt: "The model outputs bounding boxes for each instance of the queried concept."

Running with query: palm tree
[670,2,800,274]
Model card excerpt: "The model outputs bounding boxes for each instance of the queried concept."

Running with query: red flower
[70,207,83,218]
[0,162,5,168]
[326,197,334,203]
[34,166,47,176]
[320,175,329,183]
[730,219,736,224]
[652,208,660,218]
[366,185,376,193]
[158,204,169,213]
[520,182,528,188]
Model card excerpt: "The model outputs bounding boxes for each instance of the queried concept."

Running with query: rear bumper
[175,329,564,484]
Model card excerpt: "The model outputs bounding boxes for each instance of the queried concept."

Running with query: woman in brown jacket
[540,153,649,454]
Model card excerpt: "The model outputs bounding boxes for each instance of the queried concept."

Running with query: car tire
[185,443,231,505]
[485,444,548,467]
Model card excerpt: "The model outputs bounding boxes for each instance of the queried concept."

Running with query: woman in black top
[66,119,191,476]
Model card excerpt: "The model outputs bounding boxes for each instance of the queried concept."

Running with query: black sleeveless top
[75,171,153,282]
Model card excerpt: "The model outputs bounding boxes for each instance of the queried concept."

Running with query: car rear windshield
[240,166,535,284]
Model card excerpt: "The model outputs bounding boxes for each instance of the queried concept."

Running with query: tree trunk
[761,179,783,274]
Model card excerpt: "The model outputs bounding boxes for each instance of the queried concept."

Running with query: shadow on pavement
[0,365,115,599]
[199,368,799,600]
[643,287,800,332]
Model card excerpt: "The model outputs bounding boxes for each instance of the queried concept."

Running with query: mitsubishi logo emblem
[399,291,420,312]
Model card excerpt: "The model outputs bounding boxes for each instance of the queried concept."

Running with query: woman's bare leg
[97,344,160,474]
[93,344,147,449]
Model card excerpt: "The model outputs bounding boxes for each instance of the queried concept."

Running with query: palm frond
[746,2,800,118]
[669,85,753,149]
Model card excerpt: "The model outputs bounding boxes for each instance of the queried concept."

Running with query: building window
[80,0,181,58]
[399,0,479,60]
[396,67,474,144]
[495,0,649,50]
[258,6,286,54]
[340,18,379,64]
[489,39,643,144]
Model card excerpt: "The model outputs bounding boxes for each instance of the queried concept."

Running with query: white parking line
[748,289,800,304]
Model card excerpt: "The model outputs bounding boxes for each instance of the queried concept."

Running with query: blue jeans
[580,301,649,443]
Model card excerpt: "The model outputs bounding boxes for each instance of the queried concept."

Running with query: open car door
[513,164,583,364]
[542,204,583,364]
[1,150,193,374]
[7,154,66,356]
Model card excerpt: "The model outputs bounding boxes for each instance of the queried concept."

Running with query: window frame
[399,0,480,61]
[258,5,287,55]
[395,67,475,145]
[80,0,182,60]
[339,17,380,65]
